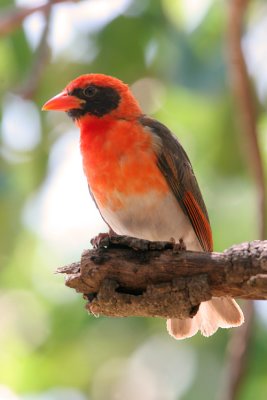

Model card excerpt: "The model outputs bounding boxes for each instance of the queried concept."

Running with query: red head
[42,74,142,122]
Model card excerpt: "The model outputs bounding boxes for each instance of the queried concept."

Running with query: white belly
[98,191,202,251]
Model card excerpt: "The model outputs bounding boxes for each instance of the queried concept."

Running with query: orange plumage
[43,73,244,339]
[80,117,169,210]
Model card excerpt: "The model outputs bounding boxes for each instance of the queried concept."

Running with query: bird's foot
[169,237,186,253]
[91,232,109,248]
[91,229,117,249]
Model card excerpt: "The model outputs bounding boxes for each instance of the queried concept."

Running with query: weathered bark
[58,237,267,320]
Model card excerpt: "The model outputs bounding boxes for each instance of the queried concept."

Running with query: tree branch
[224,0,266,398]
[57,237,267,319]
[227,0,266,238]
[0,0,73,37]
[15,0,53,100]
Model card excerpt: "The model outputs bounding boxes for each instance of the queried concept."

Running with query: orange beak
[42,90,85,111]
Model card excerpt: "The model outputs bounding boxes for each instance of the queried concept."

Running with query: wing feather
[140,116,213,252]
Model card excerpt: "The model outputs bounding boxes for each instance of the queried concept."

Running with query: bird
[42,73,244,339]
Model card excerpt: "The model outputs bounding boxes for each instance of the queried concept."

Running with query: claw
[90,228,118,249]
[90,232,110,248]
[170,237,186,253]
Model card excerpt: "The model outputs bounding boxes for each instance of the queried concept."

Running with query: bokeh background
[1,0,267,399]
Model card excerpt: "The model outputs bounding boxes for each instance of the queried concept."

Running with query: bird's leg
[169,237,187,252]
[90,228,118,249]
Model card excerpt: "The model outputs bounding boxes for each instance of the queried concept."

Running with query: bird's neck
[78,112,143,154]
[78,116,112,173]
[77,114,113,137]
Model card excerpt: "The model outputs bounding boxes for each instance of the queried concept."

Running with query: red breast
[79,115,169,210]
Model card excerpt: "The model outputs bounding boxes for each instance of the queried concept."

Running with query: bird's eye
[83,86,98,98]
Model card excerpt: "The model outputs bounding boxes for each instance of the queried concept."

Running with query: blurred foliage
[1,1,267,400]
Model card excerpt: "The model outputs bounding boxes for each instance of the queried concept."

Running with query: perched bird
[43,74,244,339]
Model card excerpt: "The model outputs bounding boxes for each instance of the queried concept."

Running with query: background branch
[223,0,267,398]
[15,1,53,100]
[0,0,73,36]
[228,0,266,238]
[58,237,267,319]
[1,0,78,100]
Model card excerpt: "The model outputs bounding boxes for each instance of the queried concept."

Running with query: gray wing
[140,115,213,252]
